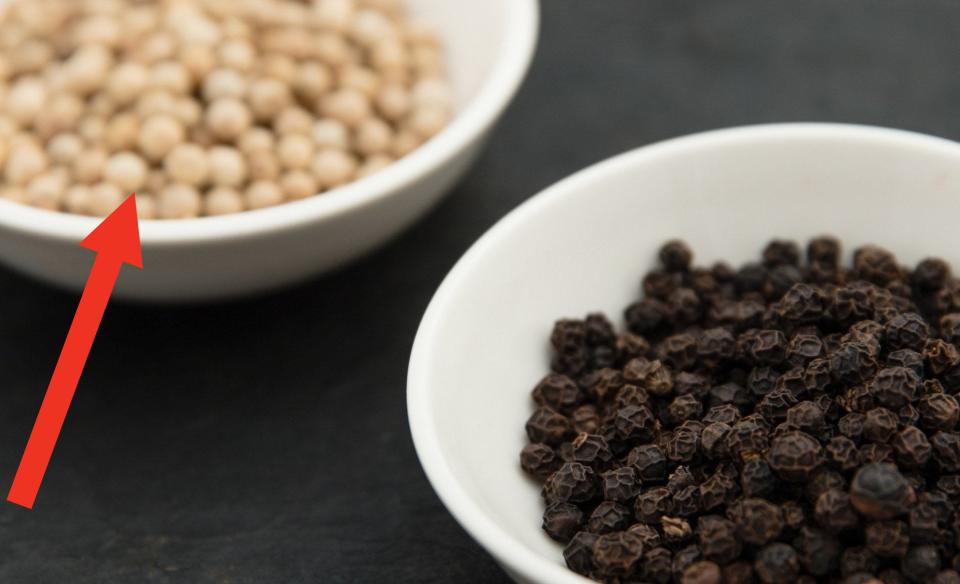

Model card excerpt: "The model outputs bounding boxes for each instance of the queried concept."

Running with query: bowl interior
[410,124,960,582]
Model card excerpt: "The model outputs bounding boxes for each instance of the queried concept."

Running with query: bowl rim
[0,0,540,247]
[407,122,960,584]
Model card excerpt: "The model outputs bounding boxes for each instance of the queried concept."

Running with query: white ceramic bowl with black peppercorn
[408,124,960,584]
[0,0,538,301]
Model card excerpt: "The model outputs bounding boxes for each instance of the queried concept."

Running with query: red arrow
[7,195,142,509]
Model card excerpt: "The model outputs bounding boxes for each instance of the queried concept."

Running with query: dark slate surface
[1,1,959,581]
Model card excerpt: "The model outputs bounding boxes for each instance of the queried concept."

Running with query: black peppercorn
[543,462,598,504]
[587,501,633,534]
[526,239,960,583]
[682,560,722,584]
[754,542,800,584]
[563,531,598,576]
[542,502,584,542]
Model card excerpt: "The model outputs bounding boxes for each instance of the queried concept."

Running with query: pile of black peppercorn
[520,237,960,584]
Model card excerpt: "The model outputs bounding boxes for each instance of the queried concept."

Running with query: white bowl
[408,123,960,584]
[0,0,538,302]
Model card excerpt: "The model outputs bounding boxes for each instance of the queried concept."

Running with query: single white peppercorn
[104,151,148,193]
[150,61,192,95]
[339,65,380,98]
[349,9,396,46]
[135,193,157,220]
[293,62,333,101]
[0,186,27,204]
[321,87,372,127]
[312,0,355,33]
[375,83,411,121]
[164,143,209,186]
[145,169,167,195]
[357,154,395,178]
[64,185,92,215]
[204,186,245,216]
[312,118,351,150]
[259,54,298,83]
[277,134,315,170]
[106,62,149,106]
[238,127,275,154]
[206,98,252,141]
[173,97,202,126]
[412,77,453,109]
[72,148,108,184]
[47,133,84,165]
[274,107,314,135]
[311,148,357,189]
[26,171,67,210]
[247,78,292,121]
[208,146,248,187]
[157,184,202,219]
[62,45,113,95]
[245,180,285,209]
[5,144,48,186]
[138,114,185,161]
[78,116,107,144]
[7,77,47,126]
[136,90,179,119]
[407,105,449,139]
[247,149,280,182]
[88,181,124,216]
[280,170,318,200]
[180,44,216,81]
[202,68,247,101]
[104,113,141,152]
[354,117,393,156]
[218,39,256,71]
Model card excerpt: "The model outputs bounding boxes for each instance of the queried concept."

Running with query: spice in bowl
[521,237,960,583]
[0,0,452,218]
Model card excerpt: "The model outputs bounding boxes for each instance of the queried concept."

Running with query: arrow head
[80,194,143,268]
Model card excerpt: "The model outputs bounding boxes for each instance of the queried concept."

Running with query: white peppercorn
[150,61,192,94]
[26,171,67,210]
[218,39,256,71]
[354,117,393,156]
[157,184,202,218]
[280,170,319,200]
[246,180,285,209]
[135,193,157,220]
[247,149,280,182]
[164,144,209,186]
[208,146,248,187]
[104,113,141,152]
[5,145,48,186]
[311,148,357,189]
[204,186,245,215]
[47,133,84,165]
[407,105,449,139]
[357,153,394,178]
[277,134,315,170]
[322,87,372,127]
[247,78,292,121]
[7,77,47,126]
[274,107,314,136]
[72,148,108,184]
[206,98,252,141]
[64,185,92,215]
[106,62,150,105]
[202,68,247,101]
[294,62,333,101]
[238,127,275,154]
[312,118,351,150]
[138,114,185,161]
[88,181,124,216]
[104,151,148,192]
[375,83,411,121]
[180,44,216,81]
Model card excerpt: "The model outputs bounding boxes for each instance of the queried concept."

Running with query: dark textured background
[1,1,959,582]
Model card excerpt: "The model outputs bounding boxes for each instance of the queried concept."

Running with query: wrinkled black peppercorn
[523,239,960,583]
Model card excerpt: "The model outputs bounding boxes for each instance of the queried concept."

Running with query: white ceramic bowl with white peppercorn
[0,0,538,301]
[408,124,960,584]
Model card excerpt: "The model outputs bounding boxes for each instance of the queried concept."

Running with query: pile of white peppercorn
[0,0,452,218]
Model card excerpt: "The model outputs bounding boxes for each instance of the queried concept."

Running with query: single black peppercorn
[660,239,694,272]
[563,531,598,576]
[587,501,633,534]
[815,488,861,531]
[865,520,910,558]
[542,502,584,542]
[592,530,645,577]
[901,545,941,583]
[525,406,572,445]
[767,430,823,482]
[697,514,741,564]
[642,546,674,584]
[754,542,801,584]
[627,444,668,483]
[635,486,673,524]
[520,443,559,480]
[795,525,841,576]
[850,463,916,520]
[543,462,598,504]
[682,560,722,584]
